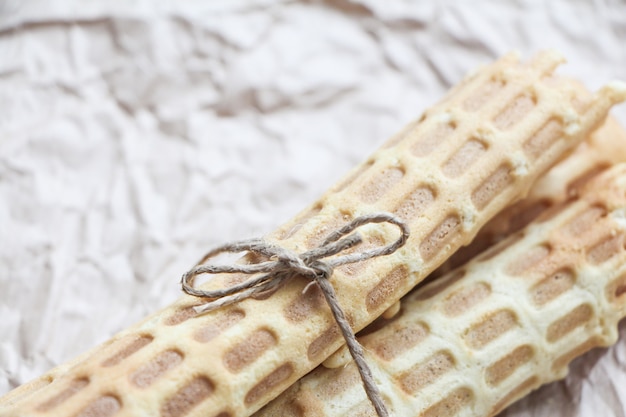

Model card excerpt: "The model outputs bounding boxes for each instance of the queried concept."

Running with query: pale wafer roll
[435,114,626,276]
[255,162,626,417]
[1,51,624,417]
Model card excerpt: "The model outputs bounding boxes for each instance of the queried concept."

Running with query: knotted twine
[181,212,409,417]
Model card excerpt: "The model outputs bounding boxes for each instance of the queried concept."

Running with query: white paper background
[1,1,625,415]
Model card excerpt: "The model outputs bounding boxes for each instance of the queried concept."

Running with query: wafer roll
[1,51,624,417]
[257,162,626,417]
[435,114,626,276]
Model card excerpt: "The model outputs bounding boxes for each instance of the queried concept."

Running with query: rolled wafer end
[603,80,626,101]
[578,81,626,133]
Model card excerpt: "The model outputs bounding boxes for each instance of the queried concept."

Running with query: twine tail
[314,274,390,417]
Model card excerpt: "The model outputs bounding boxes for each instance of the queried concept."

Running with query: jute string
[181,212,409,417]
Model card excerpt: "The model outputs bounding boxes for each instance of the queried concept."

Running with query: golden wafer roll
[256,162,626,417]
[435,114,626,276]
[1,51,624,417]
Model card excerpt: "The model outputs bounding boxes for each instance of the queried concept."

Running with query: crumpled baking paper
[1,1,625,416]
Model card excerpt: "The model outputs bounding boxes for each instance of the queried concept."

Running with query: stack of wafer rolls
[256,161,626,417]
[1,50,625,417]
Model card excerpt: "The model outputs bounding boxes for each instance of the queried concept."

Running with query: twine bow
[181,212,409,417]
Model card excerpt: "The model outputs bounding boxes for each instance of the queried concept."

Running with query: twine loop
[181,212,409,417]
